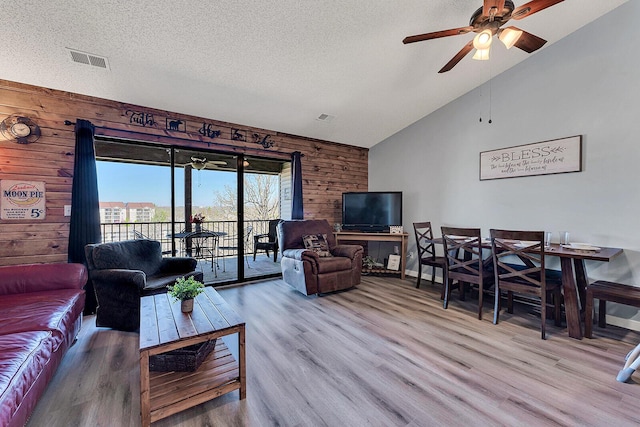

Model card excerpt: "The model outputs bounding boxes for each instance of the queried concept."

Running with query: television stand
[334,231,408,280]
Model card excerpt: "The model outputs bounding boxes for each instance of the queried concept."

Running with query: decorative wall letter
[166,118,186,132]
[125,110,156,127]
[253,133,274,148]
[231,128,246,141]
[199,123,221,139]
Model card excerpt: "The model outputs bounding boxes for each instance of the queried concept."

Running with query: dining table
[544,243,623,339]
[429,236,623,339]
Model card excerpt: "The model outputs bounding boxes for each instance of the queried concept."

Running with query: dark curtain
[68,119,101,314]
[291,151,304,220]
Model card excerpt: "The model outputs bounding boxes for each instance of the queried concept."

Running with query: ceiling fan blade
[483,0,506,19]
[511,0,564,20]
[512,29,547,53]
[403,26,474,44]
[438,40,474,73]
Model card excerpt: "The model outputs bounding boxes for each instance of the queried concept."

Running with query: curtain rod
[64,120,300,160]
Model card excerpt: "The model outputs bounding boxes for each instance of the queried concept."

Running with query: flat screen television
[341,191,402,232]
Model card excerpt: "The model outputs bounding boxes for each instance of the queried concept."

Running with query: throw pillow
[302,233,332,257]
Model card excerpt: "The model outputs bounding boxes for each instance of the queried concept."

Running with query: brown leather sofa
[0,263,87,427]
[278,219,363,295]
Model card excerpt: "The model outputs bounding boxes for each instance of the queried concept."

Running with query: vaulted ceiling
[0,1,627,148]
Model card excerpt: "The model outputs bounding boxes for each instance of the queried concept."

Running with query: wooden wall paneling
[0,79,368,266]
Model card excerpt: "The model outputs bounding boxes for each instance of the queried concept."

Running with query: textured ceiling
[0,1,627,148]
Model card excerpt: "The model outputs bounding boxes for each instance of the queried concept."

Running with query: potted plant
[362,255,377,275]
[168,276,205,312]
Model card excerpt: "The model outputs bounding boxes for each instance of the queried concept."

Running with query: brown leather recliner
[278,219,363,295]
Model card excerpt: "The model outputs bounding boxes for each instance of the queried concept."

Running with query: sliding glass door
[244,155,282,279]
[94,139,285,285]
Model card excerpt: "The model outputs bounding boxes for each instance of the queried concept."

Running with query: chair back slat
[490,229,546,292]
[412,221,446,290]
[440,226,492,320]
[490,228,562,339]
[441,227,486,279]
[413,222,436,261]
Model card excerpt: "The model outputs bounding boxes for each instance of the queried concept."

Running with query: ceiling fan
[190,156,227,170]
[403,0,564,73]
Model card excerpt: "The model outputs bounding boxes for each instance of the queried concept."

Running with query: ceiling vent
[316,113,335,123]
[67,48,110,70]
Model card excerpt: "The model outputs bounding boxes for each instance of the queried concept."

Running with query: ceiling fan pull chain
[479,84,483,122]
[479,84,485,123]
[488,60,493,124]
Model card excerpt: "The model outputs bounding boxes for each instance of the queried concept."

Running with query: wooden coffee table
[139,287,246,426]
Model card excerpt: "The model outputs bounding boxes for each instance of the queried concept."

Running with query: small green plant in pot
[168,276,205,312]
[362,255,376,275]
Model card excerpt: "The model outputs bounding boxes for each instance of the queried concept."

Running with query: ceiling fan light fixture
[472,48,490,61]
[473,29,493,50]
[499,27,523,49]
[190,157,207,170]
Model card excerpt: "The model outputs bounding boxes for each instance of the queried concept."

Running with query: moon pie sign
[1,180,46,220]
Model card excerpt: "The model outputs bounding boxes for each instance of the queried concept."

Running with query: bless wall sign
[479,135,582,180]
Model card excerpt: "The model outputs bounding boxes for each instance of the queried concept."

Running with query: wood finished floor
[27,276,640,427]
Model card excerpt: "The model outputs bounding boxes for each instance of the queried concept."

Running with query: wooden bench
[585,280,640,338]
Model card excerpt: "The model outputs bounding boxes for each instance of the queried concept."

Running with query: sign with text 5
[1,180,46,220]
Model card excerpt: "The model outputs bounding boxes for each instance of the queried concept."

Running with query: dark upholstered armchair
[278,219,363,296]
[85,239,203,331]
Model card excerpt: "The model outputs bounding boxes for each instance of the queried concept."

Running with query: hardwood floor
[28,276,640,426]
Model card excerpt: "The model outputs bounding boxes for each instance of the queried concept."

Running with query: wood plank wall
[0,79,368,266]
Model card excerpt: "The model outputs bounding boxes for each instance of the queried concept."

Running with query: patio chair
[133,230,171,255]
[218,225,253,272]
[182,230,221,277]
[254,219,281,262]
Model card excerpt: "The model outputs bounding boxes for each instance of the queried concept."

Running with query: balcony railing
[100,220,273,256]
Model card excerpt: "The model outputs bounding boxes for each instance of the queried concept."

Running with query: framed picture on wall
[0,180,46,220]
[479,135,582,180]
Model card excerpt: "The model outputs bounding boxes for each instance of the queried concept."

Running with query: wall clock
[0,115,41,144]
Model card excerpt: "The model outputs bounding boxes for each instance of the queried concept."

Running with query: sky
[96,161,236,207]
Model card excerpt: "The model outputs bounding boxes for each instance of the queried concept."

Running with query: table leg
[574,258,588,311]
[561,257,583,339]
[239,325,246,399]
[401,235,408,280]
[140,350,151,427]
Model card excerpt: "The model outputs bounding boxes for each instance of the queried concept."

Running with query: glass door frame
[95,136,285,285]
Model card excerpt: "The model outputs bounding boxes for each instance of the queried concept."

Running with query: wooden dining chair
[412,222,447,293]
[490,229,562,340]
[441,227,493,320]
